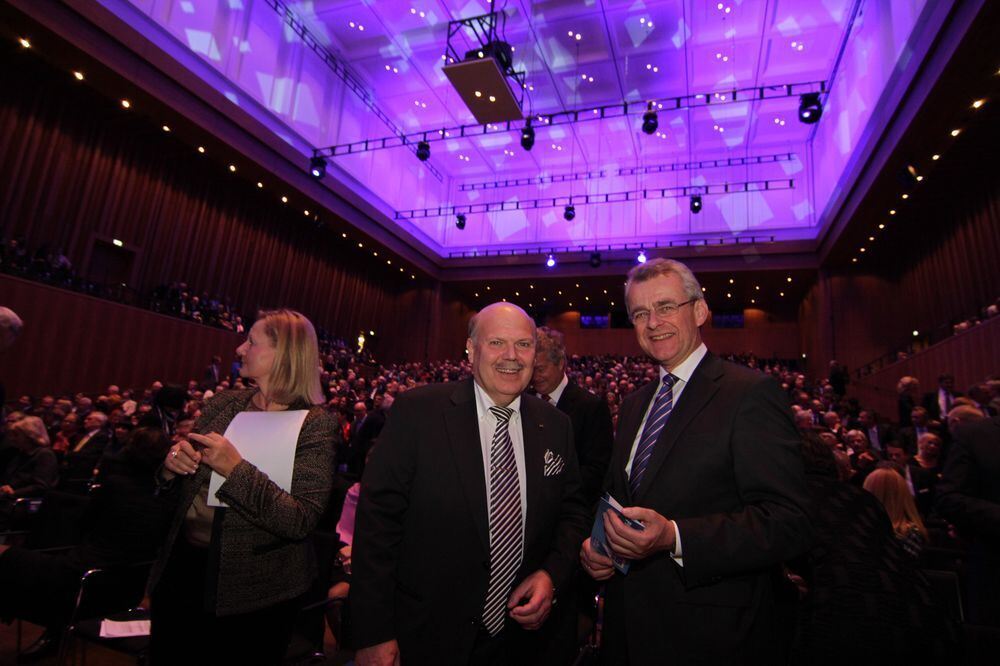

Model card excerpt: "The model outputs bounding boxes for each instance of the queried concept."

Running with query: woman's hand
[189,432,243,478]
[162,440,202,479]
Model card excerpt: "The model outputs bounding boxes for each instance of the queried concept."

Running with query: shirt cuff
[671,520,684,567]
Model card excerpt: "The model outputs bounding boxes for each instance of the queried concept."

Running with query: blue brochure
[591,492,644,574]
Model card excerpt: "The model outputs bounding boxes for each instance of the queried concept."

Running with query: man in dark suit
[532,326,613,504]
[580,258,812,665]
[898,406,937,455]
[352,302,589,665]
[922,373,962,421]
[935,416,1000,626]
[201,354,222,391]
[531,326,614,662]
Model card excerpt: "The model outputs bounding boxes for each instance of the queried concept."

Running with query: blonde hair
[863,468,928,541]
[256,309,324,405]
[10,415,51,448]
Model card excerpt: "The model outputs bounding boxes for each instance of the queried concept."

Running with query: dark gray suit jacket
[601,353,812,665]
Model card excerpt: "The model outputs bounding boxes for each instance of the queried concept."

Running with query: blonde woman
[149,310,339,665]
[863,467,928,559]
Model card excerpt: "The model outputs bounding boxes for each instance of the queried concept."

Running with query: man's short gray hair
[536,327,566,366]
[624,258,704,310]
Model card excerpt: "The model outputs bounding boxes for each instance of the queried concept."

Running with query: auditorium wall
[547,309,802,360]
[0,49,474,371]
[800,150,1000,403]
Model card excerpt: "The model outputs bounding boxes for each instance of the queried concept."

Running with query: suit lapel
[634,353,723,504]
[520,398,545,554]
[443,380,490,554]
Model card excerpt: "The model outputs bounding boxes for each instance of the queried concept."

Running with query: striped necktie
[629,374,677,497]
[482,406,523,636]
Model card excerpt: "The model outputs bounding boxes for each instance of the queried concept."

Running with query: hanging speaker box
[443,56,524,124]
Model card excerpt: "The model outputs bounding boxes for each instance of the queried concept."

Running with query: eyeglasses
[628,299,697,326]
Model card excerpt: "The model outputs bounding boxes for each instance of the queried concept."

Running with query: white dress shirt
[474,381,528,543]
[540,374,569,405]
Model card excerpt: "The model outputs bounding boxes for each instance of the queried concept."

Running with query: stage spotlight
[521,120,535,151]
[690,195,703,214]
[546,254,556,268]
[641,102,658,135]
[589,251,602,268]
[798,92,822,124]
[455,213,466,230]
[309,156,327,179]
[637,249,647,264]
[563,205,575,221]
[416,141,431,161]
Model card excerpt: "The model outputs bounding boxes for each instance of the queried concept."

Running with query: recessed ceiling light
[161,125,170,132]
[341,232,347,238]
[901,193,909,199]
[950,129,961,137]
[877,223,885,229]
[971,99,985,109]
[197,146,205,154]
[889,209,896,215]
[852,257,858,263]
[575,33,582,40]
[281,195,288,203]
[18,38,31,49]
[859,247,866,253]
[915,175,924,181]
[121,99,131,109]
[931,154,940,160]
[257,182,263,188]
[868,236,874,241]
[228,164,236,172]
[72,71,84,81]
[304,210,310,216]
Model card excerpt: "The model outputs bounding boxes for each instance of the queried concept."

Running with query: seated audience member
[914,432,944,478]
[61,410,111,483]
[822,411,844,439]
[846,430,879,485]
[788,434,959,664]
[898,406,936,454]
[897,376,921,428]
[50,412,81,454]
[855,410,892,456]
[0,427,174,657]
[863,467,929,560]
[885,441,936,516]
[0,417,59,524]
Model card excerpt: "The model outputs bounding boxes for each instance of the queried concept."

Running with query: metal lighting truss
[314,81,826,159]
[265,0,443,181]
[445,235,780,259]
[395,178,795,219]
[458,153,798,191]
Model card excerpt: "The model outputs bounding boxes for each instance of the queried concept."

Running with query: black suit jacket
[601,353,811,665]
[351,379,589,664]
[921,389,963,422]
[555,381,614,505]
[935,416,1000,625]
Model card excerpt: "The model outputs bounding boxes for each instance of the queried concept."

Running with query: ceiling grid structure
[114,0,943,260]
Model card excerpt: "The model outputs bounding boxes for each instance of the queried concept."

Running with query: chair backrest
[921,568,965,624]
[68,560,154,627]
[25,490,91,549]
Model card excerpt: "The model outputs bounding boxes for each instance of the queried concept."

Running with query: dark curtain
[0,45,461,363]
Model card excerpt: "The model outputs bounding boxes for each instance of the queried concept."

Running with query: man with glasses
[580,258,811,665]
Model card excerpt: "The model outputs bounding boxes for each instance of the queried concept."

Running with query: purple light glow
[119,0,940,256]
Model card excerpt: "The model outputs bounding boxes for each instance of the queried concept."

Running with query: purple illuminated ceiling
[119,0,937,258]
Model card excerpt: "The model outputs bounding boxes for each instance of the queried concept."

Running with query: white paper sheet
[207,410,309,507]
[99,619,150,638]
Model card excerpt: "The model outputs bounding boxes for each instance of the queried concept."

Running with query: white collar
[473,379,522,419]
[544,374,570,405]
[660,342,708,383]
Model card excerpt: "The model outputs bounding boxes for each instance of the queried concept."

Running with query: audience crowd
[2,319,999,662]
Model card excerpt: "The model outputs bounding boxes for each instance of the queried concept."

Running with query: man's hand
[507,569,554,630]
[603,507,675,560]
[188,432,243,478]
[355,639,400,666]
[580,537,615,581]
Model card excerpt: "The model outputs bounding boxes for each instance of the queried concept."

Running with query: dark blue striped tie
[629,374,677,497]
[482,406,523,636]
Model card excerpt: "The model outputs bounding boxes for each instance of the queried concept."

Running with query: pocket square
[543,449,565,477]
